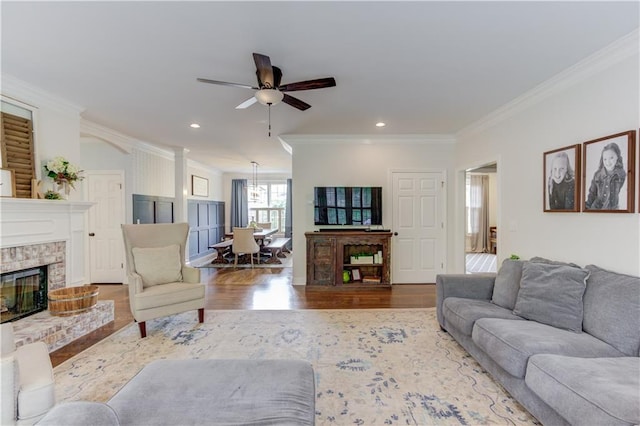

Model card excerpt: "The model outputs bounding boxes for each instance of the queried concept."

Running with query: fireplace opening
[1,267,48,323]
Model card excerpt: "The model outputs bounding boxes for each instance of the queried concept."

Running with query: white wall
[455,50,639,275]
[80,136,134,221]
[289,137,455,285]
[188,163,224,201]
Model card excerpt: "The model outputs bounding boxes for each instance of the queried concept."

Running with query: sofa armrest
[15,341,55,421]
[182,266,201,284]
[1,355,17,425]
[436,273,496,328]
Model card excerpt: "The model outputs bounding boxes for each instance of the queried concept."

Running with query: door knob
[393,232,398,236]
[89,233,95,237]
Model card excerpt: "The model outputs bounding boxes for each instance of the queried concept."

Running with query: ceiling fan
[197,53,336,111]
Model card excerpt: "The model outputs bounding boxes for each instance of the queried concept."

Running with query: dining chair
[232,227,261,267]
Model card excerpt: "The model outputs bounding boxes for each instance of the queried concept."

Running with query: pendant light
[250,161,260,202]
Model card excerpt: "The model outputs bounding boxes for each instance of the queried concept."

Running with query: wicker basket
[48,285,99,316]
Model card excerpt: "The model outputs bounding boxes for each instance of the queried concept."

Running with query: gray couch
[436,258,640,426]
[37,359,315,425]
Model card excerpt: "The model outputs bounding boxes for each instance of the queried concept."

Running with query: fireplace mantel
[0,198,94,287]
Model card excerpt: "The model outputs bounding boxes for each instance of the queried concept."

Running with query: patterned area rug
[54,309,539,425]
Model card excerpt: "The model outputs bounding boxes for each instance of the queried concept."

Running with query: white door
[87,171,125,283]
[392,171,445,283]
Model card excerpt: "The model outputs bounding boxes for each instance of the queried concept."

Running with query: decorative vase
[56,180,71,197]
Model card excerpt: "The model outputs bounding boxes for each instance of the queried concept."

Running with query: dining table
[225,228,278,246]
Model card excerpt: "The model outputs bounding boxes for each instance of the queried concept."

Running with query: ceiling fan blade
[279,77,336,92]
[235,97,257,109]
[282,94,311,111]
[197,78,257,90]
[253,53,274,88]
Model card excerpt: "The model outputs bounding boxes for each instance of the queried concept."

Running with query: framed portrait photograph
[582,130,636,213]
[191,175,208,197]
[543,144,581,212]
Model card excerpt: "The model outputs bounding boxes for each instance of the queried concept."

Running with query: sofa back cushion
[513,262,589,332]
[583,265,640,356]
[491,259,524,310]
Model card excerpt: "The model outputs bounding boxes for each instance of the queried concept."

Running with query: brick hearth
[11,301,115,352]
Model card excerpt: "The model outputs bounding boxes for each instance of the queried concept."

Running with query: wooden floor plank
[49,267,436,367]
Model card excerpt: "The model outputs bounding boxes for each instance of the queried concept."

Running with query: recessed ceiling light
[190,123,201,129]
[375,122,386,127]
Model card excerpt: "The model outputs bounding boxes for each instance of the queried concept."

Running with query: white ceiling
[2,1,638,174]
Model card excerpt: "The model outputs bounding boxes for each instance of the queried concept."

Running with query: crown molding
[132,140,175,161]
[279,134,456,147]
[187,159,223,175]
[457,29,639,139]
[80,119,134,154]
[1,74,84,116]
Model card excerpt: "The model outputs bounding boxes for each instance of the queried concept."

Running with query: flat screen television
[314,187,382,226]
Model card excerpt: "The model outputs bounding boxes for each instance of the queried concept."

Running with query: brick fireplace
[0,198,114,351]
[1,241,66,323]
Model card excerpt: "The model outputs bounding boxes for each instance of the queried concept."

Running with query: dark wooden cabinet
[187,200,225,261]
[305,231,392,288]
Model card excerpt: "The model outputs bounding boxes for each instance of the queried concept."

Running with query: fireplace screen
[1,267,47,323]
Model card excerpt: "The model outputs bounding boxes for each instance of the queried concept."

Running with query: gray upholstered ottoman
[38,359,316,426]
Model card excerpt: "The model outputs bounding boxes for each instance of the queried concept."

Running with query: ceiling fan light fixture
[255,89,284,106]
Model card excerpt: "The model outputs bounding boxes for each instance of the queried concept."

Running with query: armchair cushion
[132,244,183,287]
[132,282,205,311]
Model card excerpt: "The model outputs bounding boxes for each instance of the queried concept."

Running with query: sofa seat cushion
[108,359,315,426]
[526,355,640,426]
[133,282,205,311]
[443,297,524,336]
[472,318,624,378]
[37,402,120,426]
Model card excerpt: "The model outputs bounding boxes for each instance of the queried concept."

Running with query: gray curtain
[230,179,248,228]
[285,178,292,249]
[467,175,490,253]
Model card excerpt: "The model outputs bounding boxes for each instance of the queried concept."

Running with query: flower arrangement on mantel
[44,156,85,197]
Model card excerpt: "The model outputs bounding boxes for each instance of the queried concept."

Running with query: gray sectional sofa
[436,257,640,426]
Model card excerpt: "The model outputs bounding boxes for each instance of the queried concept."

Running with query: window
[248,181,287,232]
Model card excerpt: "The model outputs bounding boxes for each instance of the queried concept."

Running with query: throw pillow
[132,244,183,287]
[513,262,590,332]
[491,259,524,310]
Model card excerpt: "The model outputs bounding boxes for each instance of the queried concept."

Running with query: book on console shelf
[362,276,381,283]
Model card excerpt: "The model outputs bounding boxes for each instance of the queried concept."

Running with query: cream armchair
[121,223,205,338]
[1,323,55,425]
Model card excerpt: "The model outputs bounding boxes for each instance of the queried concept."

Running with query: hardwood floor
[49,266,436,367]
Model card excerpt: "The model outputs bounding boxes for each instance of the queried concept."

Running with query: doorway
[464,163,497,274]
[391,170,446,283]
[86,170,126,283]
